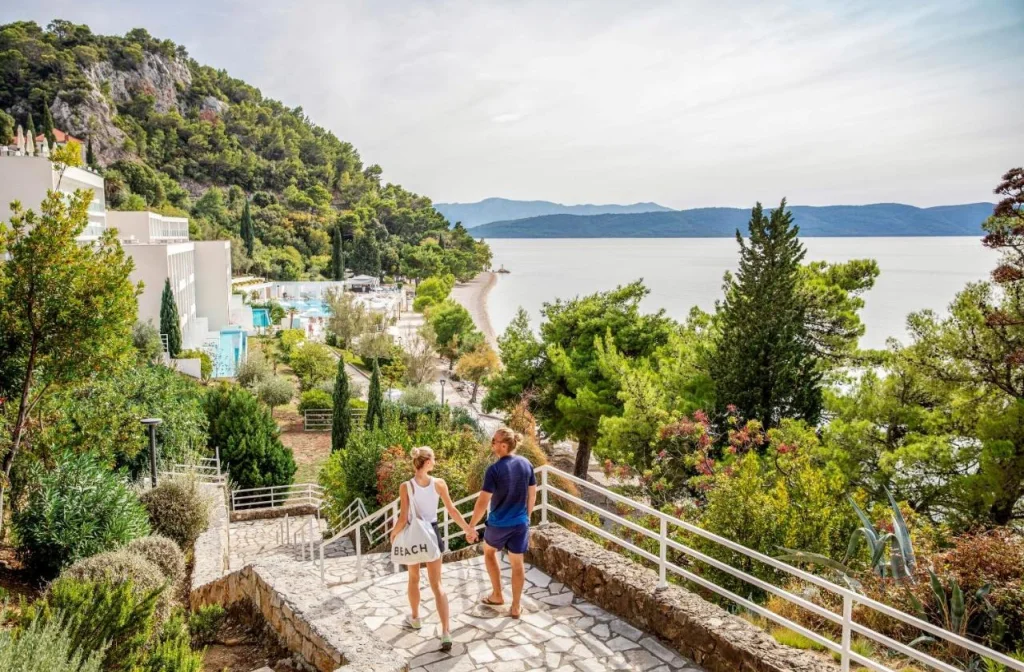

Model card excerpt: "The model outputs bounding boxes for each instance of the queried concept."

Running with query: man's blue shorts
[484,523,530,554]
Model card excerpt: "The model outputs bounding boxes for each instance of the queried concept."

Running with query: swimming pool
[214,327,247,378]
[252,308,271,328]
[278,299,331,318]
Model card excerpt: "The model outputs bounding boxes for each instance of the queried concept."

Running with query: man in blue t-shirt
[469,427,537,618]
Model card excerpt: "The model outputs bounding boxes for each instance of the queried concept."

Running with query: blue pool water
[214,327,248,378]
[278,299,331,318]
[253,308,271,328]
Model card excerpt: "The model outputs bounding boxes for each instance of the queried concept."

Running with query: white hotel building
[0,153,251,377]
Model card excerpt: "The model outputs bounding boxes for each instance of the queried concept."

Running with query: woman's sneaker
[440,633,453,652]
[406,616,422,630]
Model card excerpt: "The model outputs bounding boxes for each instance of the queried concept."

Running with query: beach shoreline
[451,271,498,349]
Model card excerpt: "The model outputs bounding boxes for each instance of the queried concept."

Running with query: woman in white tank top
[390,446,477,651]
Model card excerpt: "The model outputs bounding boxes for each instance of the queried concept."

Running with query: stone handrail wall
[191,562,406,672]
[526,524,838,672]
[191,483,230,602]
[229,503,319,523]
[190,484,405,671]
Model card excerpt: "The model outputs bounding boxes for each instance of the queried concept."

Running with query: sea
[484,237,997,350]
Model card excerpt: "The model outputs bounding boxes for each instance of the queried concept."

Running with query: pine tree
[160,278,183,357]
[365,358,384,430]
[85,137,96,167]
[331,225,344,281]
[711,199,821,429]
[240,200,254,256]
[25,113,36,155]
[331,357,352,452]
[350,233,380,277]
[41,96,56,145]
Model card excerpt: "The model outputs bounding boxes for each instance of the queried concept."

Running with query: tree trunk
[470,381,479,404]
[573,435,592,480]
[1,341,38,536]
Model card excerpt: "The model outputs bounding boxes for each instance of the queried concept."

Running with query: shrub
[412,294,436,312]
[277,328,305,357]
[135,610,204,672]
[205,384,297,489]
[298,388,333,413]
[257,375,295,415]
[60,550,171,622]
[235,351,272,388]
[0,613,104,672]
[127,535,186,585]
[188,604,225,646]
[289,341,336,390]
[133,320,163,363]
[22,577,160,670]
[177,349,213,381]
[139,478,210,549]
[400,385,436,407]
[14,451,151,577]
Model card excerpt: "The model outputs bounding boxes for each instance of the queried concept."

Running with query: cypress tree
[331,225,344,281]
[41,96,56,145]
[240,200,254,256]
[25,113,36,154]
[331,357,352,452]
[160,278,183,357]
[365,358,384,430]
[711,199,821,429]
[85,137,96,167]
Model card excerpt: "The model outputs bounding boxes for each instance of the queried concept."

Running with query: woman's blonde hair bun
[411,446,435,469]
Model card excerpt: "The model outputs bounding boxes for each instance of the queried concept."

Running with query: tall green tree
[40,95,55,145]
[427,300,478,370]
[85,137,96,167]
[0,188,139,532]
[204,384,296,489]
[331,358,351,452]
[331,225,344,281]
[484,282,674,478]
[365,359,384,430]
[240,200,254,257]
[350,232,381,277]
[159,279,182,357]
[711,200,821,429]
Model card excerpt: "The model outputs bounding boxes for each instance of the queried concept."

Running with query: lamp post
[439,378,447,406]
[141,418,162,488]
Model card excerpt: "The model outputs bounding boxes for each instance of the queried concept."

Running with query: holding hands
[464,525,480,544]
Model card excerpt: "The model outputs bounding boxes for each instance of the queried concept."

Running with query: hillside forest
[0,20,491,282]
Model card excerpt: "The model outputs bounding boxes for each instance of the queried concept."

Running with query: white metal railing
[537,466,1024,672]
[314,465,1023,672]
[158,452,224,484]
[230,482,323,511]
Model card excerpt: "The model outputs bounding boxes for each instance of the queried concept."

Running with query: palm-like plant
[778,488,916,590]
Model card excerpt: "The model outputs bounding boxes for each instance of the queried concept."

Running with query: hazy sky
[4,1,1023,207]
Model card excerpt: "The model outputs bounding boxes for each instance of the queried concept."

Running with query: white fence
[230,482,323,511]
[158,453,223,484]
[315,465,1024,672]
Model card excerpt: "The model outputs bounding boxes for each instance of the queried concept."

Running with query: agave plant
[777,488,916,590]
[908,571,1004,660]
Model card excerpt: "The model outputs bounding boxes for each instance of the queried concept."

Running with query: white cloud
[4,0,1023,207]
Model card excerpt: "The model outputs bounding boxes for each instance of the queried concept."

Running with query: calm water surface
[485,238,996,350]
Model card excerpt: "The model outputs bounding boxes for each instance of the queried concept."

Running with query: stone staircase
[223,516,702,671]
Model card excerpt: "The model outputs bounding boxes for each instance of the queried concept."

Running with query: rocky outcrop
[526,524,839,672]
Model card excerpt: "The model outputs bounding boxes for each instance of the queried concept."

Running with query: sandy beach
[451,271,498,349]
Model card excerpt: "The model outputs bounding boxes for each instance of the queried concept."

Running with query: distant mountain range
[469,203,996,238]
[435,198,673,228]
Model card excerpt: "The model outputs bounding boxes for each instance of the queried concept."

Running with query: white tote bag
[391,480,441,566]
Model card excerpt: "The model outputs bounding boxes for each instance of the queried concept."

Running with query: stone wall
[191,484,230,601]
[191,562,406,672]
[190,485,405,672]
[526,524,838,672]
